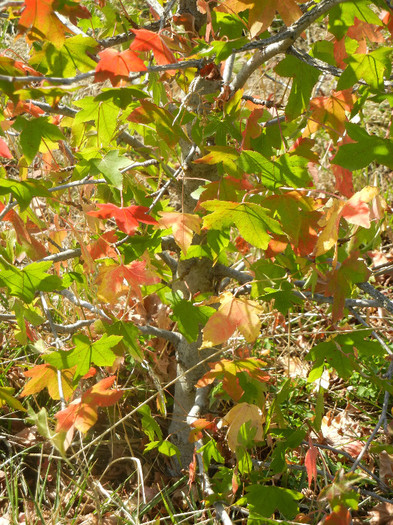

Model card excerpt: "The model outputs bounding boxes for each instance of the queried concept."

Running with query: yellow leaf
[221,402,264,451]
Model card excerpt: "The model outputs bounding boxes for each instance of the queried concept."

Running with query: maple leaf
[217,0,302,38]
[55,376,123,434]
[241,108,265,150]
[87,231,118,260]
[18,0,71,48]
[303,90,356,142]
[202,292,262,348]
[324,251,370,322]
[44,333,123,380]
[21,363,75,401]
[0,138,13,159]
[325,506,352,525]
[130,29,177,68]
[221,402,264,451]
[196,358,270,401]
[331,164,354,198]
[95,260,159,304]
[314,187,379,257]
[341,186,379,228]
[95,48,147,87]
[87,203,157,235]
[157,212,201,255]
[305,436,318,488]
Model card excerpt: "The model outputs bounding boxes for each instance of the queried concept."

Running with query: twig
[42,319,95,334]
[40,292,66,409]
[230,0,352,91]
[350,357,393,472]
[357,281,393,315]
[294,290,380,309]
[38,248,82,264]
[347,306,392,356]
[213,264,253,285]
[59,289,112,321]
[138,324,182,347]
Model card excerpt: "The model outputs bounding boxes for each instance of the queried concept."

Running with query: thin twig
[40,292,66,409]
[350,357,393,472]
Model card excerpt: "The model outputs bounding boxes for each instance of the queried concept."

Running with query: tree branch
[138,324,183,347]
[231,0,351,91]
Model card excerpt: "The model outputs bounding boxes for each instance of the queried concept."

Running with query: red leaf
[87,203,157,235]
[241,108,265,150]
[0,138,13,159]
[305,436,318,488]
[95,48,147,86]
[331,164,354,198]
[55,376,123,434]
[130,29,177,68]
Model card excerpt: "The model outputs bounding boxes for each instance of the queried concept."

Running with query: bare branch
[294,290,381,309]
[231,0,352,91]
[357,281,393,315]
[59,289,112,321]
[38,248,82,264]
[138,324,183,347]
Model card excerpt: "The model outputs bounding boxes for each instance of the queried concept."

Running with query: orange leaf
[305,436,318,488]
[18,0,70,47]
[87,203,157,235]
[303,90,356,142]
[95,260,159,304]
[55,376,123,434]
[130,29,177,68]
[21,363,75,401]
[202,292,262,347]
[217,0,302,37]
[325,506,352,525]
[157,212,201,255]
[95,48,147,86]
[87,231,118,260]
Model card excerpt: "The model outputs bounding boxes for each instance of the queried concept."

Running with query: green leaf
[167,292,215,342]
[0,386,26,411]
[30,35,98,77]
[14,117,65,165]
[74,97,119,146]
[333,123,393,170]
[44,334,123,380]
[328,1,383,39]
[337,48,392,91]
[238,151,311,188]
[0,179,51,211]
[246,485,302,520]
[138,404,163,441]
[202,200,283,250]
[275,55,320,120]
[103,320,143,361]
[0,261,63,303]
[92,150,130,190]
